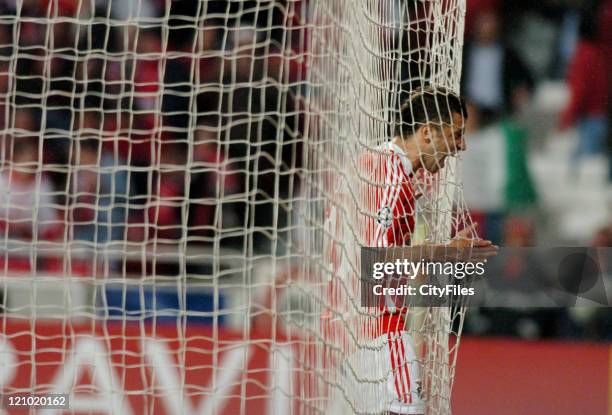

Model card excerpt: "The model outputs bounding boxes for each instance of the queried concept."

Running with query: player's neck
[392,136,422,171]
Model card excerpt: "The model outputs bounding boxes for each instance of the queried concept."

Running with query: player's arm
[446,223,499,261]
[374,223,498,264]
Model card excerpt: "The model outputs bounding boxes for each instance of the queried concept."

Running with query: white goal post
[0,1,469,414]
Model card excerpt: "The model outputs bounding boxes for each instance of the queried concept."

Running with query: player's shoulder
[379,142,412,177]
[358,142,398,165]
[358,142,411,182]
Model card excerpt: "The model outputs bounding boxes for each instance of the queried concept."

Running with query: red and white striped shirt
[361,142,416,248]
[323,143,422,409]
[323,142,417,326]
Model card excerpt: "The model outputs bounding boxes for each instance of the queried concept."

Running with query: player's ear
[420,124,433,144]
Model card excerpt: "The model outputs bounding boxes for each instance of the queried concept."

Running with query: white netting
[0,1,467,414]
[302,1,468,414]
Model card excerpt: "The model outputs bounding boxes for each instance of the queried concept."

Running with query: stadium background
[0,0,609,413]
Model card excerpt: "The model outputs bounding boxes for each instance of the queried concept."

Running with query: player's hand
[448,223,499,261]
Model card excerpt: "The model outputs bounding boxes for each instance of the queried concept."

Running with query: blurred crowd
[0,0,608,248]
[462,0,610,242]
[460,0,612,341]
[0,0,609,339]
[0,0,307,252]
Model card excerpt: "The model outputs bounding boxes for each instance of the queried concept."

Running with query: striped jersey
[362,142,416,248]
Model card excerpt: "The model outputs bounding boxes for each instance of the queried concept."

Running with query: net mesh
[0,1,468,414]
[301,1,469,414]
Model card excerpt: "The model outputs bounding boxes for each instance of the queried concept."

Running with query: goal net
[0,0,468,414]
[302,1,468,414]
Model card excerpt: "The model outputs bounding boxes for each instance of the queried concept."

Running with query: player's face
[422,112,465,173]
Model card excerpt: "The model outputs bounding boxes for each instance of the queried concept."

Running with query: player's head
[395,86,467,174]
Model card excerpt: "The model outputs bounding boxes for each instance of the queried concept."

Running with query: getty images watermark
[370,257,485,298]
[360,247,612,308]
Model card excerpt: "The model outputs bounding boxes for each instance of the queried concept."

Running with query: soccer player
[328,85,497,415]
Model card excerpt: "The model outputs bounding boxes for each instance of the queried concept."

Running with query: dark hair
[395,86,468,139]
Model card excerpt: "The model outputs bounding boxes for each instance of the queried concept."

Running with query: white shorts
[330,331,424,414]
